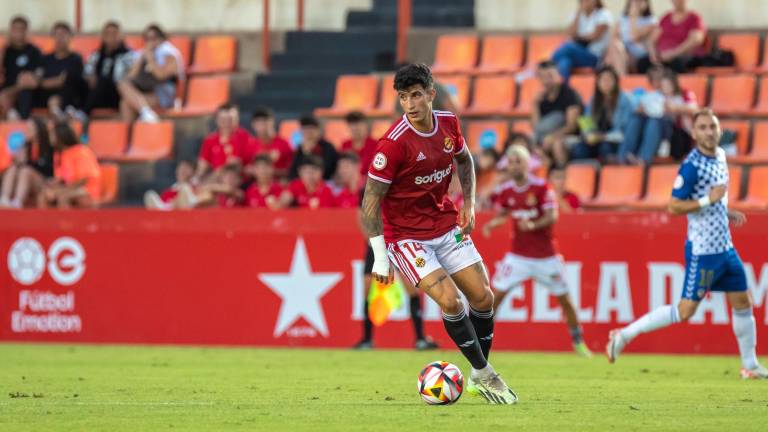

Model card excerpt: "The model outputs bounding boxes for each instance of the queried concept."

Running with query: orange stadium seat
[88,121,129,159]
[620,74,652,93]
[0,36,6,49]
[516,78,542,116]
[466,120,509,153]
[98,163,119,205]
[119,121,174,160]
[511,119,533,136]
[315,75,378,117]
[464,75,516,116]
[124,35,144,50]
[731,121,768,164]
[710,75,755,115]
[569,75,595,104]
[629,165,678,210]
[752,77,768,115]
[586,165,643,208]
[371,120,391,141]
[29,35,54,54]
[564,163,597,202]
[279,119,302,146]
[71,35,101,60]
[169,35,192,67]
[434,75,471,110]
[732,166,768,210]
[525,34,567,68]
[369,74,395,117]
[719,120,750,159]
[718,33,760,70]
[432,34,479,74]
[678,74,709,106]
[168,75,229,116]
[475,35,524,74]
[189,35,236,74]
[728,164,744,202]
[323,120,351,149]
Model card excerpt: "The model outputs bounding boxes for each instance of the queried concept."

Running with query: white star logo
[259,237,343,338]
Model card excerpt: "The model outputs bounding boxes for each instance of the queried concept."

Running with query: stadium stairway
[347,0,475,29]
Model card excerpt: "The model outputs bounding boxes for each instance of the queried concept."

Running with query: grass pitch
[0,343,766,431]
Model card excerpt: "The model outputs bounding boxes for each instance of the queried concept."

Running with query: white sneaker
[606,329,628,363]
[471,368,518,405]
[139,107,159,123]
[740,364,768,380]
[143,191,170,210]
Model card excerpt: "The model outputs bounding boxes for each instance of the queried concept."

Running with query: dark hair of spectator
[252,106,275,120]
[591,66,621,131]
[345,111,366,124]
[51,21,73,35]
[103,20,121,31]
[29,117,52,161]
[503,132,534,155]
[10,15,28,29]
[661,69,682,96]
[299,115,320,128]
[480,148,500,163]
[299,155,324,170]
[394,63,434,92]
[53,122,79,148]
[253,153,273,165]
[692,108,717,125]
[623,0,652,17]
[338,151,360,164]
[178,159,196,169]
[217,103,234,113]
[537,60,557,70]
[143,23,167,41]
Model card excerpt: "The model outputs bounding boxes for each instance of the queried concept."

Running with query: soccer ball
[417,361,463,405]
[7,237,46,285]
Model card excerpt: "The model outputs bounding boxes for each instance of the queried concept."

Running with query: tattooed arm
[362,177,394,283]
[454,149,477,235]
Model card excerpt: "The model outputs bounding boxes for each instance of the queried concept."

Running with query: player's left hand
[459,205,475,235]
[517,219,536,232]
[728,210,747,227]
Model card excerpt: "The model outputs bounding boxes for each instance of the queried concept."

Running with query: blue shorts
[682,244,747,301]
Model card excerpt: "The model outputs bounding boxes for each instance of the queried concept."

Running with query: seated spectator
[244,154,284,210]
[289,115,338,180]
[604,0,658,75]
[500,132,544,175]
[340,111,377,175]
[637,0,706,73]
[552,0,613,81]
[143,160,196,210]
[548,167,581,213]
[331,152,362,208]
[117,24,182,122]
[193,104,250,183]
[532,61,583,168]
[39,122,101,208]
[34,22,87,120]
[571,66,633,163]
[0,16,43,120]
[619,68,697,165]
[249,106,293,179]
[0,118,53,208]
[209,165,244,208]
[282,155,334,209]
[82,21,133,116]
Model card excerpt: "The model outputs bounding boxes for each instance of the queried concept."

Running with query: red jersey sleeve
[367,138,404,184]
[452,117,467,156]
[541,183,557,210]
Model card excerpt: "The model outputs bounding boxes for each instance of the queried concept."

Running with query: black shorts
[364,243,375,275]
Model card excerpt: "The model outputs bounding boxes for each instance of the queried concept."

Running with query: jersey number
[698,269,715,288]
[401,242,425,258]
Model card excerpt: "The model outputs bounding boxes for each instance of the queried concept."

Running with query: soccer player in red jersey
[244,154,283,210]
[482,145,591,357]
[340,111,377,177]
[361,63,517,404]
[282,155,335,209]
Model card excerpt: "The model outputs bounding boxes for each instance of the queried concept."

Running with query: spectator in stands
[500,132,544,175]
[331,152,362,208]
[0,118,53,208]
[249,106,293,179]
[34,22,87,120]
[571,66,633,163]
[39,122,101,208]
[82,21,133,116]
[604,0,658,75]
[548,167,581,213]
[636,0,706,73]
[282,155,334,209]
[117,24,183,122]
[143,160,196,210]
[209,165,244,208]
[0,16,43,120]
[619,68,697,165]
[552,0,613,81]
[245,154,283,209]
[340,111,377,175]
[289,115,338,180]
[532,61,583,168]
[193,104,250,183]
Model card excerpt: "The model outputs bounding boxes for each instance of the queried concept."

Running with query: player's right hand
[709,185,727,203]
[372,260,394,285]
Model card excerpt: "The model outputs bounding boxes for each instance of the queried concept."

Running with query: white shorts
[491,253,568,296]
[387,226,483,287]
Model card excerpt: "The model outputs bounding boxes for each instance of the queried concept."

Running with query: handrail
[397,0,412,64]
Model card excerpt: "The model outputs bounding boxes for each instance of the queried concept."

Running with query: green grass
[0,343,766,431]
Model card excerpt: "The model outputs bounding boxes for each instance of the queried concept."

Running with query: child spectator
[35,22,87,120]
[244,154,284,210]
[0,118,53,208]
[283,155,334,209]
[249,106,293,179]
[289,115,338,181]
[604,0,658,74]
[552,0,613,81]
[39,122,101,208]
[637,0,706,73]
[211,165,244,208]
[340,111,377,175]
[143,160,196,210]
[193,104,250,183]
[549,167,581,213]
[331,152,362,208]
[0,16,43,120]
[82,21,133,116]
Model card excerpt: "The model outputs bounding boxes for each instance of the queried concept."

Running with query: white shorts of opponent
[387,226,483,287]
[491,253,568,297]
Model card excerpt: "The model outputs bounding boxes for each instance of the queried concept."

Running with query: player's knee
[677,305,697,322]
[439,296,464,316]
[470,288,494,311]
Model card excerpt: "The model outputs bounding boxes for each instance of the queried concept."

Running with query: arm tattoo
[361,178,390,237]
[455,150,476,206]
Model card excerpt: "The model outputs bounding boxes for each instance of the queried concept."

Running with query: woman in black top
[0,117,53,208]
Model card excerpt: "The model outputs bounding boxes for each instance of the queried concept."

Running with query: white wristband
[368,235,390,276]
[698,196,711,208]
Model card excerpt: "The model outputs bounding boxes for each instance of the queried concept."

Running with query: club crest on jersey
[415,257,426,268]
[526,192,537,206]
[373,152,387,170]
[443,137,454,153]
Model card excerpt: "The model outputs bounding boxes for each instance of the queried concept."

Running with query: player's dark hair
[299,155,324,170]
[299,115,320,128]
[338,151,360,164]
[692,108,717,125]
[53,122,79,148]
[394,63,434,92]
[51,21,73,35]
[252,153,273,165]
[143,23,167,41]
[252,106,275,120]
[345,111,366,124]
[10,15,28,29]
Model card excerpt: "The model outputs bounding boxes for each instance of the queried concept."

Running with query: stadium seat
[125,35,144,50]
[435,75,471,110]
[585,165,643,208]
[730,121,768,164]
[119,121,174,160]
[464,75,516,116]
[731,166,768,210]
[368,74,396,117]
[88,121,129,159]
[323,120,350,149]
[710,75,755,115]
[629,165,678,210]
[371,120,391,140]
[315,75,378,117]
[0,122,26,172]
[620,74,652,93]
[278,119,302,147]
[71,35,101,60]
[719,120,750,159]
[475,35,524,74]
[678,74,709,106]
[431,34,479,74]
[168,75,229,116]
[728,164,744,201]
[564,163,597,202]
[511,119,533,136]
[29,35,54,54]
[569,75,595,104]
[466,120,509,153]
[717,33,760,71]
[98,163,119,205]
[525,34,567,68]
[515,78,542,115]
[189,35,236,74]
[752,77,768,115]
[169,35,192,67]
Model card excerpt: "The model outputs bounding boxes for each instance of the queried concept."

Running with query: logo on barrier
[7,238,46,285]
[7,237,86,286]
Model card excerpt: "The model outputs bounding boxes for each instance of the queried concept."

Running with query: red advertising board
[0,210,766,354]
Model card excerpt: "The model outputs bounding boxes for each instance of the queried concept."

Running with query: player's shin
[732,307,759,370]
[620,304,681,341]
[442,309,488,370]
[469,307,494,360]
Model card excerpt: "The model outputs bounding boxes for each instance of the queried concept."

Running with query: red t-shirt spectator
[656,12,706,56]
[333,186,362,208]
[341,137,377,175]
[288,179,335,209]
[216,193,243,208]
[245,183,283,208]
[199,130,251,170]
[249,136,294,172]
